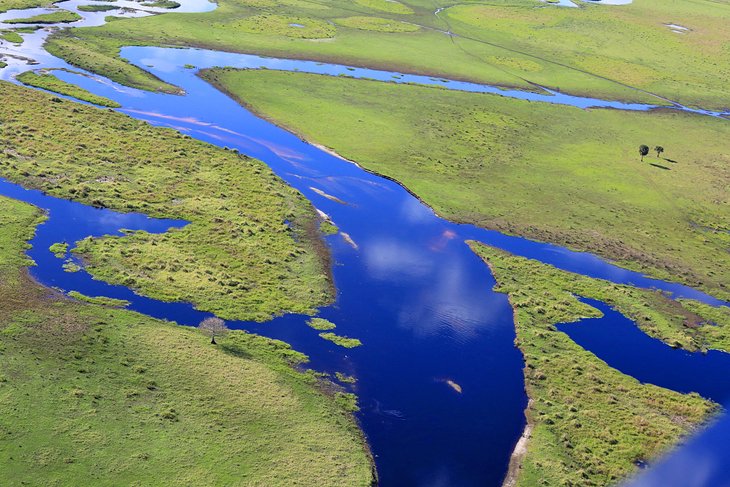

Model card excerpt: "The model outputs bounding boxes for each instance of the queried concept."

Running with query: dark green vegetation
[67,290,131,307]
[0,194,373,485]
[0,81,333,321]
[16,70,122,108]
[199,69,730,301]
[0,61,6,69]
[44,0,730,108]
[319,332,362,348]
[77,4,118,12]
[3,10,80,23]
[308,317,337,330]
[0,30,23,43]
[469,242,720,487]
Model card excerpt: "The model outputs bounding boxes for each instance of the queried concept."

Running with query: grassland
[0,194,373,485]
[67,290,131,307]
[0,0,54,13]
[16,70,122,107]
[3,10,81,23]
[308,317,337,330]
[199,68,730,301]
[77,4,118,12]
[0,80,334,321]
[43,0,730,109]
[0,30,23,43]
[469,242,720,487]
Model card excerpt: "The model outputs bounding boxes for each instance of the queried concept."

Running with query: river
[1,2,729,485]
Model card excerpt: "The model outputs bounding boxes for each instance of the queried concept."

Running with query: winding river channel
[1,1,730,485]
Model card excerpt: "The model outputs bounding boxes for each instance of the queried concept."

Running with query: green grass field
[0,195,373,486]
[0,0,54,13]
[17,70,121,107]
[0,81,334,321]
[469,242,720,487]
[198,68,730,301]
[3,10,80,23]
[44,0,730,109]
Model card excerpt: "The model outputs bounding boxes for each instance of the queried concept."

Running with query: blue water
[1,3,730,485]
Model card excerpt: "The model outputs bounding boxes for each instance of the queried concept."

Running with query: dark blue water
[1,22,729,486]
[557,299,730,487]
[559,298,730,404]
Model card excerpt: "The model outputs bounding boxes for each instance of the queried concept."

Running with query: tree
[654,145,664,158]
[639,145,649,161]
[199,317,228,345]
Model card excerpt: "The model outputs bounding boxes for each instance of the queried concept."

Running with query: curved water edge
[1,1,729,486]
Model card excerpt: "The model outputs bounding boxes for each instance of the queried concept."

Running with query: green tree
[639,145,649,161]
[654,146,664,158]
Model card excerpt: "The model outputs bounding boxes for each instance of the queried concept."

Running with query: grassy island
[0,81,334,321]
[3,10,81,24]
[0,195,374,485]
[17,71,122,108]
[469,242,722,486]
[197,68,730,301]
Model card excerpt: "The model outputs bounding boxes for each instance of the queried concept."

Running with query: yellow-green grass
[0,195,373,486]
[44,0,667,104]
[320,332,362,348]
[3,10,80,23]
[308,317,337,330]
[67,290,130,307]
[469,242,719,487]
[0,81,333,321]
[16,70,121,107]
[443,0,730,110]
[77,4,118,12]
[0,30,23,43]
[197,68,730,301]
[0,0,53,12]
[48,241,68,258]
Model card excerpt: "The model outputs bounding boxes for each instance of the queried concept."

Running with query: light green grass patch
[354,0,412,15]
[319,332,362,348]
[0,30,23,43]
[3,10,81,24]
[307,317,337,330]
[67,290,130,308]
[78,4,117,11]
[231,14,336,38]
[48,242,68,258]
[334,16,418,32]
[17,70,121,107]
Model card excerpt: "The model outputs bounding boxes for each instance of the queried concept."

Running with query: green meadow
[0,0,54,12]
[0,195,373,485]
[3,10,80,23]
[0,81,334,321]
[198,68,730,301]
[44,0,730,108]
[17,70,121,107]
[469,242,721,487]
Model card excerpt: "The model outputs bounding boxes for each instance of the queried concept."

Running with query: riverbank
[0,80,334,321]
[0,194,374,485]
[469,242,721,486]
[41,0,730,109]
[194,68,730,302]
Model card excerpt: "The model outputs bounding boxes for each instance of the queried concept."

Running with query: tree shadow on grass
[650,163,671,170]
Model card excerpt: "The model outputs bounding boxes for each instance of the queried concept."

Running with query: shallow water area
[1,2,729,486]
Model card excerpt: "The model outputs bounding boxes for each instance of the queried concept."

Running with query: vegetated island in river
[197,68,730,302]
[0,80,335,322]
[469,242,727,487]
[0,194,374,485]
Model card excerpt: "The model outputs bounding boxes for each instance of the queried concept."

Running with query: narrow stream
[1,2,729,485]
